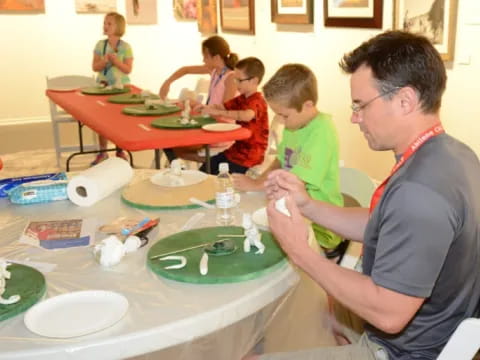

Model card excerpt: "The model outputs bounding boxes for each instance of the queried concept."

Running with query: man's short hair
[339,30,446,113]
[236,57,265,83]
[106,12,126,37]
[263,63,317,112]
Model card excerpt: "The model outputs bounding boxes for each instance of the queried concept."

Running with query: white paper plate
[24,290,129,338]
[252,207,269,230]
[202,123,241,132]
[150,169,208,187]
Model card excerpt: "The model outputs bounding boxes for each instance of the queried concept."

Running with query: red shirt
[223,92,269,167]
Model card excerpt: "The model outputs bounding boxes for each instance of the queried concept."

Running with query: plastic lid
[219,163,229,174]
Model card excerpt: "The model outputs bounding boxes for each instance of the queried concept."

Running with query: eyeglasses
[234,77,252,83]
[351,87,401,114]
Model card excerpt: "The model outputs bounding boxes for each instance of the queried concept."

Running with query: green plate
[81,86,130,95]
[108,93,160,104]
[147,226,287,284]
[0,264,46,321]
[150,115,216,129]
[122,104,181,116]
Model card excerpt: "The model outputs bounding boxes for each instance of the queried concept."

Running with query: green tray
[0,264,46,321]
[81,86,130,95]
[122,104,181,116]
[108,93,160,104]
[150,115,216,129]
[147,226,287,284]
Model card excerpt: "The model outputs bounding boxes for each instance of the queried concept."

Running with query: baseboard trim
[0,116,50,126]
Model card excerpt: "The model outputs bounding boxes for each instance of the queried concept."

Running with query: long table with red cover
[46,86,252,169]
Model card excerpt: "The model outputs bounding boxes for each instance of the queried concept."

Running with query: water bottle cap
[219,163,229,173]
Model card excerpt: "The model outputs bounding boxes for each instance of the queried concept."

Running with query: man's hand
[264,169,310,209]
[266,195,311,264]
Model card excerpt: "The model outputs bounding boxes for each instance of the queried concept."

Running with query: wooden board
[0,264,46,322]
[147,226,287,284]
[122,175,215,210]
[81,86,130,95]
[108,93,160,104]
[122,104,181,116]
[150,115,215,129]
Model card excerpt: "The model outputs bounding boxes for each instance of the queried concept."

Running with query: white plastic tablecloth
[0,171,299,360]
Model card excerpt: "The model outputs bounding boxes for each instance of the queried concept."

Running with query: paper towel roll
[67,157,133,207]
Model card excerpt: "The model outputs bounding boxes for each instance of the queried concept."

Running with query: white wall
[1,0,480,179]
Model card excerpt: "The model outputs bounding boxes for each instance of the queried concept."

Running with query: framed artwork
[75,0,116,13]
[394,0,458,61]
[271,0,313,25]
[220,0,255,35]
[197,0,217,34]
[173,0,197,20]
[324,0,383,28]
[126,0,157,25]
[0,0,45,11]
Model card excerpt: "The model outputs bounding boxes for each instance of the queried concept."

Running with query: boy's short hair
[106,12,126,37]
[263,64,317,112]
[235,57,265,83]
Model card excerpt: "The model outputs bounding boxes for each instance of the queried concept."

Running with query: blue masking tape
[8,180,68,205]
[0,172,67,198]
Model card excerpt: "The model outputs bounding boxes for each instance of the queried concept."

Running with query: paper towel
[67,157,133,207]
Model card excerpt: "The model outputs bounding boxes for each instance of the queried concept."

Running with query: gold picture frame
[394,0,458,61]
[271,0,313,25]
[220,0,255,35]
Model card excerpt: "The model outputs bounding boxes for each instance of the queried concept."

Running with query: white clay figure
[0,259,21,305]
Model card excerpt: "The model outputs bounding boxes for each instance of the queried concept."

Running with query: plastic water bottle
[215,163,235,225]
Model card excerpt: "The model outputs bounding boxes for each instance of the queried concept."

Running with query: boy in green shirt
[234,63,344,251]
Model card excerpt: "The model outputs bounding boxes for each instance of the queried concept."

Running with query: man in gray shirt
[250,31,480,360]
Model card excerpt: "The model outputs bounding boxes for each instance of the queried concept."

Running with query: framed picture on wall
[75,0,116,13]
[220,0,255,34]
[173,0,197,20]
[393,0,458,61]
[324,0,383,28]
[126,0,157,24]
[197,0,217,34]
[0,0,44,11]
[271,0,313,24]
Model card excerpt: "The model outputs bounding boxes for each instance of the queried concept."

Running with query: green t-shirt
[277,112,343,248]
[94,39,133,85]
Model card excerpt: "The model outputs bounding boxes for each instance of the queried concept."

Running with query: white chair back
[437,317,480,360]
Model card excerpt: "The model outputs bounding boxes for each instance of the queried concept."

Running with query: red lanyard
[369,123,444,213]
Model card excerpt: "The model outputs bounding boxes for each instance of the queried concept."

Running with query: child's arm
[107,53,133,74]
[92,53,108,72]
[159,65,209,99]
[232,159,281,192]
[202,107,255,122]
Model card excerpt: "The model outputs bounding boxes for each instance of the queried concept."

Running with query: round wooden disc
[122,174,215,210]
[0,264,46,322]
[147,226,287,284]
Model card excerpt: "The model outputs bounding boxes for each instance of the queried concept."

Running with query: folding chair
[46,75,97,168]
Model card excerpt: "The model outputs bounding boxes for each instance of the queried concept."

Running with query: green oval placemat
[147,226,287,284]
[150,115,216,129]
[0,264,46,321]
[108,93,160,104]
[122,104,181,116]
[81,86,130,95]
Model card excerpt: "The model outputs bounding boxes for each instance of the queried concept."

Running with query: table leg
[204,145,211,174]
[155,149,161,169]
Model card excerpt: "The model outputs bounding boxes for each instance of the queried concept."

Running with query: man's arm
[266,195,424,334]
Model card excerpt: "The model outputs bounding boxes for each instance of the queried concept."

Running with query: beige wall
[1,0,479,180]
